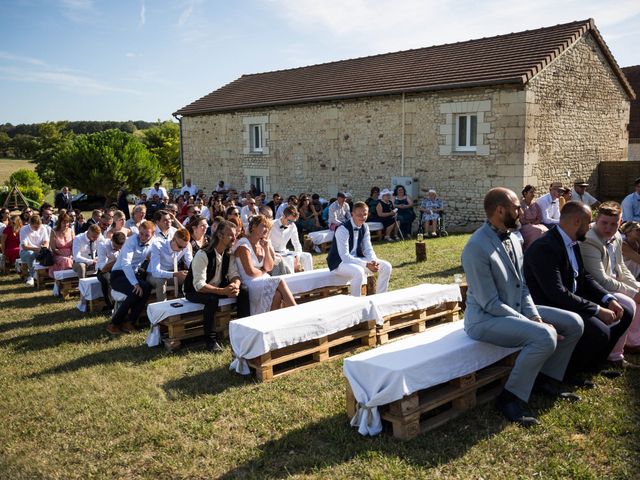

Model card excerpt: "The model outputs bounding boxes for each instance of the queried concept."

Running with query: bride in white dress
[234,214,297,315]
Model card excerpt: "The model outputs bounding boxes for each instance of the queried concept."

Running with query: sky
[1,0,639,124]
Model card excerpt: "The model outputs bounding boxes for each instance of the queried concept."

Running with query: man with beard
[524,201,633,381]
[462,188,584,427]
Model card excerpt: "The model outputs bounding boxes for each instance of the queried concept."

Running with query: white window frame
[249,124,263,153]
[455,114,477,152]
[250,175,265,193]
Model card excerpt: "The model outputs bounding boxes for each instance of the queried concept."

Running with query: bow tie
[139,243,149,248]
[280,225,288,229]
[498,231,510,241]
[354,227,361,232]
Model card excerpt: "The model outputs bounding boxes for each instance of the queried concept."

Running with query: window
[456,114,477,151]
[249,124,263,153]
[250,176,265,193]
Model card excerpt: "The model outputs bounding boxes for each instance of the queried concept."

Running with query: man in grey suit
[462,188,584,427]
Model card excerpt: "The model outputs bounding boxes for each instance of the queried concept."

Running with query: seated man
[180,178,197,197]
[148,181,168,202]
[97,231,127,311]
[328,192,351,231]
[275,195,297,220]
[148,229,193,302]
[39,202,57,230]
[570,179,600,208]
[184,220,250,352]
[621,177,640,222]
[463,188,584,427]
[580,201,640,363]
[107,220,156,335]
[535,182,562,228]
[98,211,113,235]
[524,202,634,379]
[270,205,313,272]
[154,209,178,244]
[83,209,103,233]
[327,201,391,297]
[72,224,103,279]
[145,194,165,221]
[19,214,50,286]
[240,197,259,232]
[267,193,282,219]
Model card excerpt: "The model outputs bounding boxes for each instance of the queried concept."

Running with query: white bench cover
[76,277,103,312]
[229,295,373,375]
[343,320,519,436]
[368,283,462,325]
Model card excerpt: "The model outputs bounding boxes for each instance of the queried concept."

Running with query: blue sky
[1,0,639,124]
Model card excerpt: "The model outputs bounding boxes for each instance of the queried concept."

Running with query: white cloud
[140,0,146,26]
[59,0,97,23]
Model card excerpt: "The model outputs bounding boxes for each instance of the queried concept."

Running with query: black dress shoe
[495,390,539,427]
[565,376,595,389]
[205,340,223,353]
[534,381,581,402]
[600,369,623,379]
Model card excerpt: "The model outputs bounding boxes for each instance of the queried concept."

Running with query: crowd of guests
[463,180,640,428]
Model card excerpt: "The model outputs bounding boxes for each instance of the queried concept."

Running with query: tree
[56,129,159,203]
[0,131,10,157]
[4,168,47,204]
[10,134,39,159]
[32,122,74,187]
[143,121,181,188]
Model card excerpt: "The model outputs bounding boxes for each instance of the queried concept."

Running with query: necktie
[280,225,288,229]
[89,240,95,259]
[499,232,517,268]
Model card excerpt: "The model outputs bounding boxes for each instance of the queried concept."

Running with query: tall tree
[143,121,181,188]
[33,122,74,187]
[10,134,39,159]
[56,129,159,203]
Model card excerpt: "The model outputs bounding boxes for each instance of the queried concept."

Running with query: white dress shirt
[190,248,240,292]
[335,220,376,268]
[328,201,351,227]
[155,225,177,243]
[149,186,168,200]
[570,189,598,206]
[97,239,119,271]
[536,192,560,225]
[19,225,49,250]
[240,205,259,227]
[180,184,197,196]
[275,202,288,219]
[270,218,302,253]
[621,192,640,222]
[149,239,193,279]
[112,233,155,285]
[73,232,104,264]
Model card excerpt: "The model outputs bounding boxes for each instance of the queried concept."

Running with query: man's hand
[223,283,240,297]
[366,261,379,272]
[597,307,618,325]
[173,270,188,281]
[608,299,624,320]
[132,284,144,297]
[535,316,565,341]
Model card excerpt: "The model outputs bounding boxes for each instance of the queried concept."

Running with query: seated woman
[124,205,146,234]
[105,210,131,239]
[518,185,548,250]
[393,185,415,238]
[365,187,381,222]
[233,214,296,315]
[376,189,398,241]
[420,189,443,237]
[48,213,75,277]
[296,196,321,233]
[187,214,210,254]
[0,215,22,267]
[621,221,640,280]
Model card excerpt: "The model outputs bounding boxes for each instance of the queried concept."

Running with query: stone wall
[524,33,630,195]
[629,142,640,161]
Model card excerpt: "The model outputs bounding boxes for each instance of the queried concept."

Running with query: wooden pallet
[376,301,461,345]
[87,297,108,312]
[35,268,54,289]
[18,262,28,280]
[160,304,236,351]
[57,278,81,300]
[346,353,517,440]
[249,320,377,381]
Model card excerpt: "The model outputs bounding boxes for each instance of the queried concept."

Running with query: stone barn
[623,65,640,161]
[174,18,634,228]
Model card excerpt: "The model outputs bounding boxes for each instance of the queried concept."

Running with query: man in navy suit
[524,201,633,379]
[463,188,583,427]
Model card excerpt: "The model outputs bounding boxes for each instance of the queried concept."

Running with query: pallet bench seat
[77,277,105,312]
[230,295,376,381]
[52,269,96,299]
[367,283,462,344]
[343,320,519,439]
[35,265,54,289]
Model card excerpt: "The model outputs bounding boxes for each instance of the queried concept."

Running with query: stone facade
[630,143,640,161]
[181,33,630,229]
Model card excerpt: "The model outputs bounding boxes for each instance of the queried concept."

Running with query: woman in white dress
[234,214,297,315]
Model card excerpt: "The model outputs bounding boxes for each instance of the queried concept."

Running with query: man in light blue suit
[462,188,584,427]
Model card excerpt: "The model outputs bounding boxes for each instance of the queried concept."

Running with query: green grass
[0,237,639,479]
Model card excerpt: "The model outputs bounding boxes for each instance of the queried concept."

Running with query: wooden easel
[2,184,31,210]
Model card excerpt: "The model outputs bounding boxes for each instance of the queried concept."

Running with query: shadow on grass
[219,410,507,479]
[163,365,251,399]
[0,293,67,310]
[0,306,93,333]
[417,266,464,278]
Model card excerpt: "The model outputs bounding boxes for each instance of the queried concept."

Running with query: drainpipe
[401,92,405,176]
[172,113,185,186]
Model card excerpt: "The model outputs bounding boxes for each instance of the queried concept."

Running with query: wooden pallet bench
[347,353,516,439]
[249,320,376,381]
[230,295,375,381]
[376,301,461,344]
[343,320,520,438]
[35,265,54,289]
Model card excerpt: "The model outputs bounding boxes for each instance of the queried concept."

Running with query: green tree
[33,122,74,187]
[56,129,159,203]
[4,168,47,205]
[0,131,10,157]
[10,134,39,159]
[143,121,181,188]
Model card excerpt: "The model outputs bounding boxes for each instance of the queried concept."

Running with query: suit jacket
[580,228,639,298]
[54,192,72,210]
[523,227,609,318]
[462,222,538,328]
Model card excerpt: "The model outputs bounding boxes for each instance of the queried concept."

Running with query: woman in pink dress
[519,185,548,250]
[48,212,75,277]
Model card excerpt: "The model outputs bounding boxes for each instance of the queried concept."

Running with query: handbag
[36,247,55,267]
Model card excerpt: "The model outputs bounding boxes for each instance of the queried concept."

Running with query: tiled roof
[175,18,634,116]
[622,66,640,140]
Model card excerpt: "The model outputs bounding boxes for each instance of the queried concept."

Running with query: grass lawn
[0,158,35,184]
[0,237,639,479]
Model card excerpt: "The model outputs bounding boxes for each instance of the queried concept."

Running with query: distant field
[0,158,35,185]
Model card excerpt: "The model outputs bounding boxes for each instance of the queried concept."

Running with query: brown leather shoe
[624,345,640,355]
[106,324,123,335]
[121,322,138,334]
